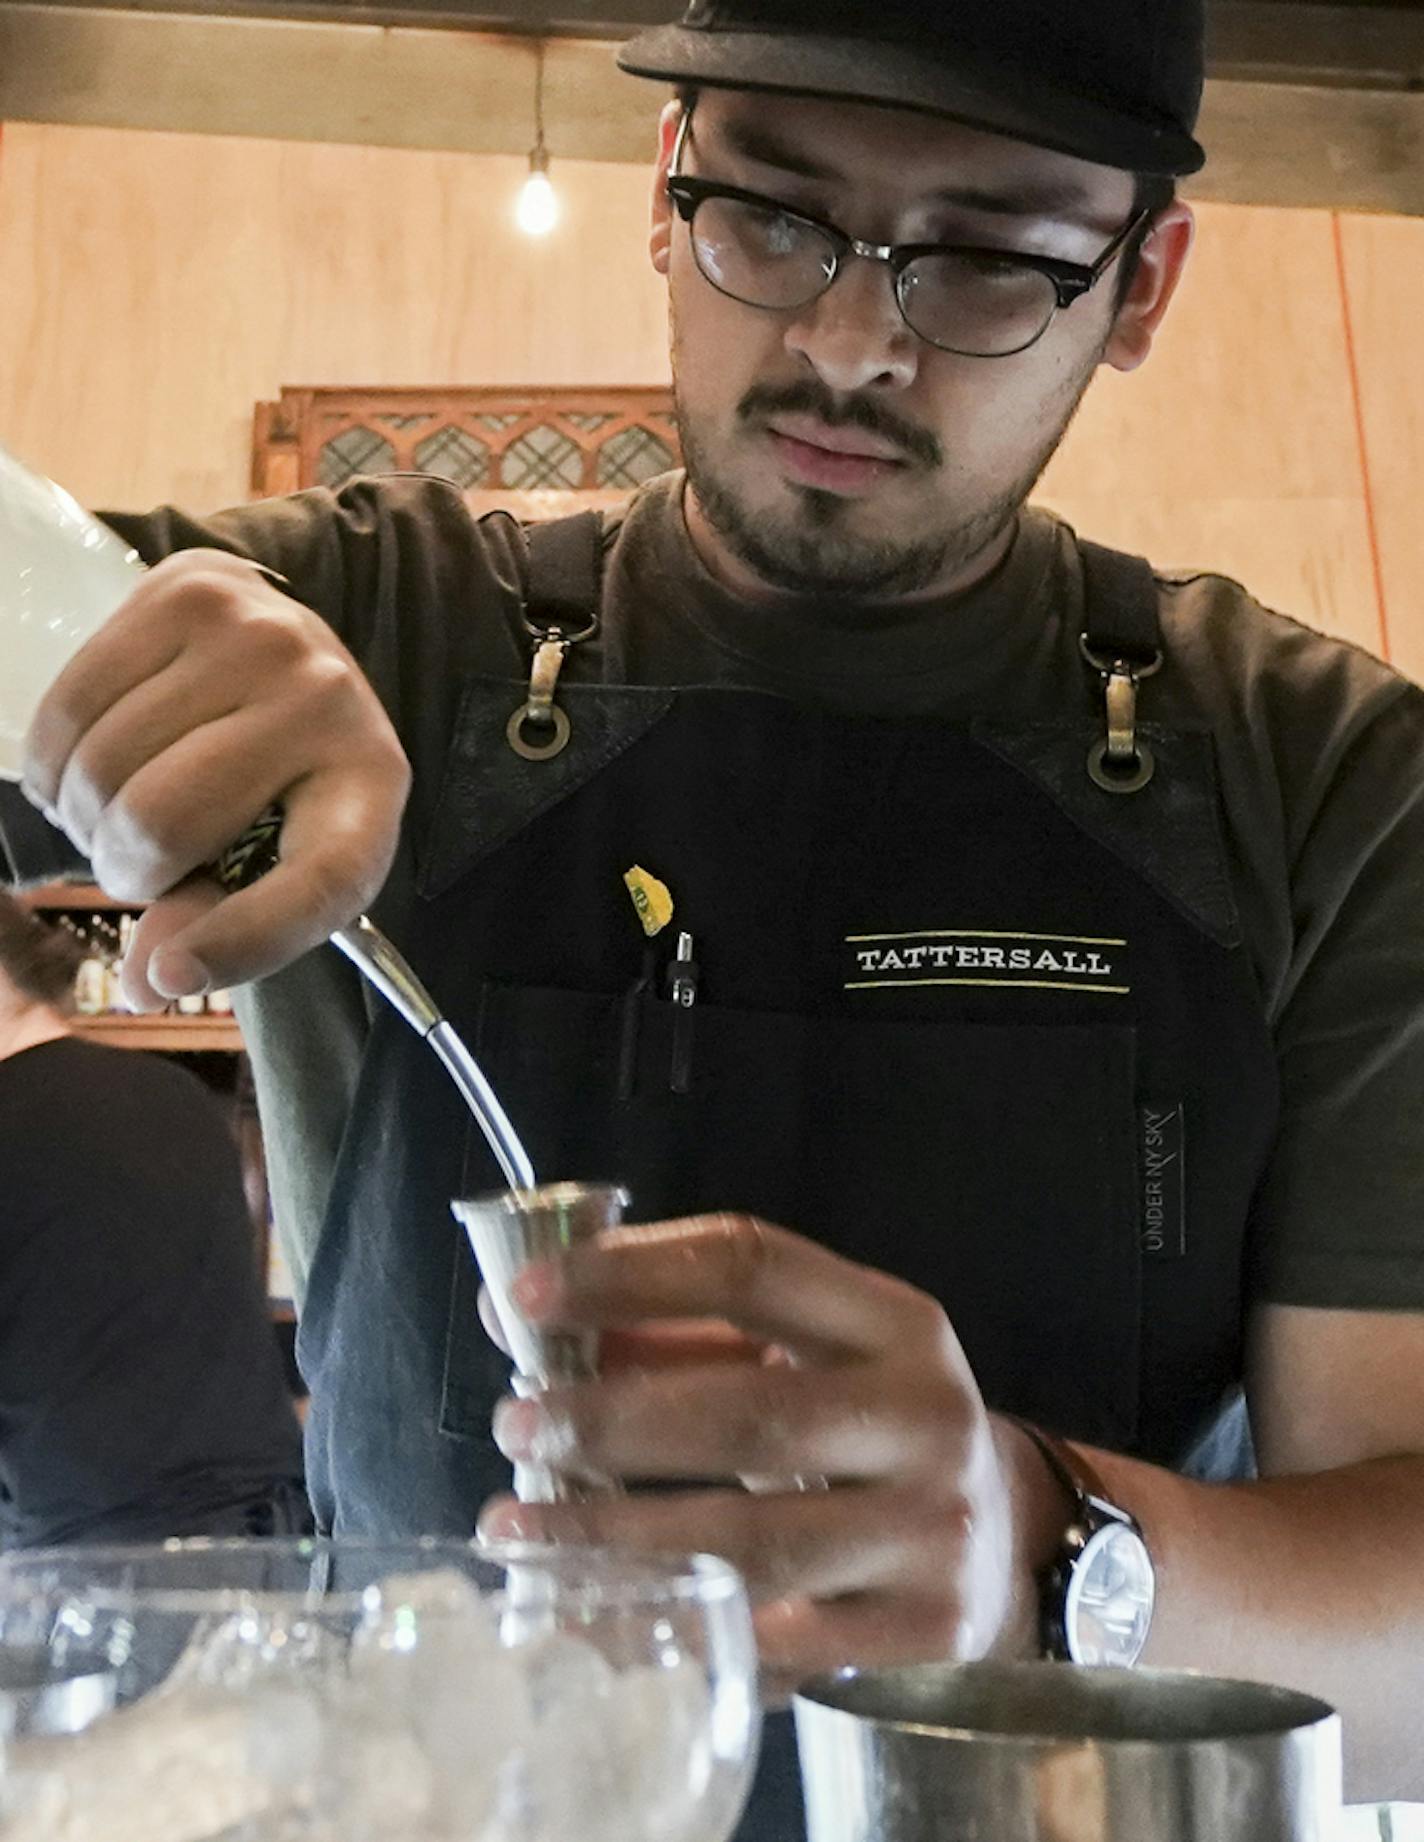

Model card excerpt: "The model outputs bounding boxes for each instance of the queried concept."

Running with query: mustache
[738,381,943,472]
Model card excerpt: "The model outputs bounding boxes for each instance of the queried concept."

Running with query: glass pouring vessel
[0,444,144,784]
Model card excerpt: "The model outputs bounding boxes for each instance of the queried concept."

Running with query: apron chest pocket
[440,983,1144,1452]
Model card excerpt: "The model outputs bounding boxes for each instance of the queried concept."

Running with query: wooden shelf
[21,888,244,1050]
[19,882,128,912]
[72,1014,244,1053]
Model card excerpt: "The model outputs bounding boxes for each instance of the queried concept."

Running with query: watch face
[1063,1522,1156,1667]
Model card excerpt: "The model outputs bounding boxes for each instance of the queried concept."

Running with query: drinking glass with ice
[0,1537,760,1842]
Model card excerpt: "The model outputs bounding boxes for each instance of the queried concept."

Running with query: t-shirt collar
[641,472,1059,690]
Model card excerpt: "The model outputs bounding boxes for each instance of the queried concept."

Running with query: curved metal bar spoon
[212,823,535,1193]
[331,915,536,1194]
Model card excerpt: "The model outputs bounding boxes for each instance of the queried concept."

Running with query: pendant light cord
[533,38,547,163]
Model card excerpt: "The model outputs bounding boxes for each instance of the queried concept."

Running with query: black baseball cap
[618,0,1206,177]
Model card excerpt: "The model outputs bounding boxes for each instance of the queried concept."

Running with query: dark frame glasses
[666,107,1152,358]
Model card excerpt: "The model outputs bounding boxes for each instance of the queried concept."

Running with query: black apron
[298,512,1279,1841]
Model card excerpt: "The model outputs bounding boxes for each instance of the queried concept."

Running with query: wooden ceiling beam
[0,1,1420,213]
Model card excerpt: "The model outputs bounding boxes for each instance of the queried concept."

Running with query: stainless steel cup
[452,1180,629,1503]
[793,1661,1342,1842]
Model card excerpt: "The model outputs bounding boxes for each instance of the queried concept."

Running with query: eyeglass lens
[689,193,1060,358]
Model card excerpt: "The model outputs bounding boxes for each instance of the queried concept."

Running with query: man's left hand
[477,1213,1062,1688]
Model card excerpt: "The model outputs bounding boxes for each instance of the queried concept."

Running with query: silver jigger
[452,1181,629,1504]
[793,1662,1342,1842]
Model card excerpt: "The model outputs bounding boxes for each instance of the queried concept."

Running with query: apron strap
[505,509,607,763]
[1076,540,1165,797]
[523,509,605,637]
[1077,540,1163,666]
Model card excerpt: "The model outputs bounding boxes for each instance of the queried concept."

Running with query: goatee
[672,346,1101,602]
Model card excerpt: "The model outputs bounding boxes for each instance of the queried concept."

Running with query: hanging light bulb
[516,41,559,237]
[517,146,559,237]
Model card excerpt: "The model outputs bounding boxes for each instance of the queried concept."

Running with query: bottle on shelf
[99,917,126,1013]
[72,915,109,1017]
[37,898,238,1031]
[111,914,136,1013]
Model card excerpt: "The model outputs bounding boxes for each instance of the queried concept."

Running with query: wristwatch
[1013,1419,1156,1668]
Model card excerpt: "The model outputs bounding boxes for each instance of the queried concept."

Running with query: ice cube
[609,1659,714,1842]
[499,1639,715,1842]
[490,1633,622,1842]
[348,1569,530,1841]
[314,1709,435,1842]
[349,1568,503,1690]
[0,1684,310,1842]
[522,1631,616,1723]
[166,1605,344,1696]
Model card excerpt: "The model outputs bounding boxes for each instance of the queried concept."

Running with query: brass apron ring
[1079,636,1163,796]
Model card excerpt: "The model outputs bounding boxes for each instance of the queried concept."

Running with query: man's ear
[650,99,684,276]
[1103,200,1195,373]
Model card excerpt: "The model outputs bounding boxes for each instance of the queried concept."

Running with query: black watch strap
[1012,1418,1116,1521]
[1009,1417,1150,1664]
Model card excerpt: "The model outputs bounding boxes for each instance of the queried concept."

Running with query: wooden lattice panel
[253,385,680,519]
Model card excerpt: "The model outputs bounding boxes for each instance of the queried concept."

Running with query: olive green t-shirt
[85,471,1424,1316]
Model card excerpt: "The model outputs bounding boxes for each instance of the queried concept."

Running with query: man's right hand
[20,549,411,1009]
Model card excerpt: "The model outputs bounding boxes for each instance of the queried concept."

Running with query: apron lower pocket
[441,982,1143,1451]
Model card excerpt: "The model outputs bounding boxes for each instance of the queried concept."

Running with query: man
[0,890,309,1545]
[6,0,1424,1824]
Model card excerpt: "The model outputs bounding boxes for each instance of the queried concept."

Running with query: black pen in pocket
[616,944,657,1102]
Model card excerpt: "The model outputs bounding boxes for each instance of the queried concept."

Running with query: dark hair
[0,890,84,1011]
[672,85,1172,316]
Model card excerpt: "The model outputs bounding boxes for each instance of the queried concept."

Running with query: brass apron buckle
[506,631,573,761]
[1079,636,1163,795]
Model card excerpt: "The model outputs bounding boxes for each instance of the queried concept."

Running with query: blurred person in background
[0,888,309,1546]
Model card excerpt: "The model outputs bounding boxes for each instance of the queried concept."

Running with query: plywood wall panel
[1334,212,1424,684]
[1031,493,1385,656]
[1037,201,1388,654]
[0,123,1411,683]
[0,123,670,512]
[1047,204,1367,501]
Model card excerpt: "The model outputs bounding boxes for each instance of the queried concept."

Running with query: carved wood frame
[252,384,680,519]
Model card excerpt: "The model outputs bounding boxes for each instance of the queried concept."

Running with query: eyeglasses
[665,108,1152,360]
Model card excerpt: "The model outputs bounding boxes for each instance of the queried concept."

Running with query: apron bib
[423,685,1274,1456]
[296,519,1279,1840]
